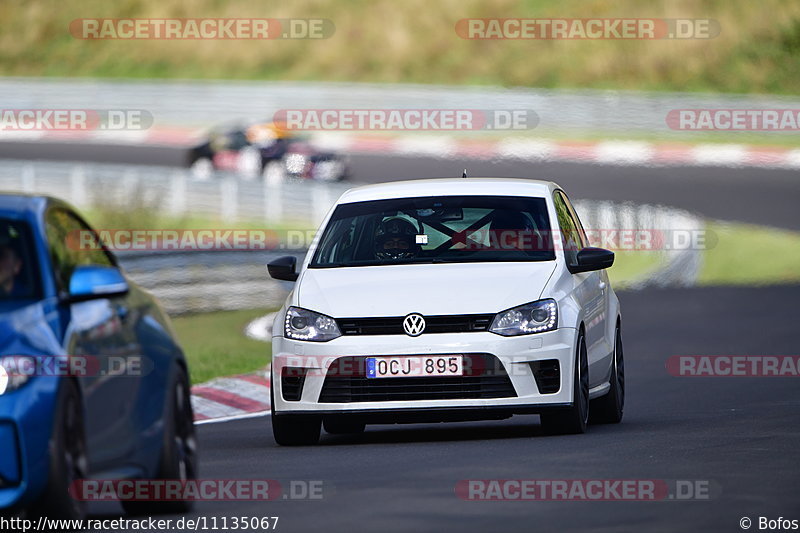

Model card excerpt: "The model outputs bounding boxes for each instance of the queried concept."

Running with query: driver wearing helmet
[373,217,421,261]
[489,210,541,252]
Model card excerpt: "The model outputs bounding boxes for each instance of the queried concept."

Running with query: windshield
[0,218,41,300]
[310,195,555,268]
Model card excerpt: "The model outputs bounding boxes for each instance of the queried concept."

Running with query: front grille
[318,354,517,403]
[337,314,495,336]
[529,359,561,394]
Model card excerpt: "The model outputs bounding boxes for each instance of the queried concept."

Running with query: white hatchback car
[268,178,623,445]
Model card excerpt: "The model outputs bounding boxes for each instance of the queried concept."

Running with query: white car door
[553,191,611,387]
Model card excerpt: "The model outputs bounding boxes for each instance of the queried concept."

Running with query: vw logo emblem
[403,313,426,337]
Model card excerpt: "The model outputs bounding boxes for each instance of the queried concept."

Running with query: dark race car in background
[188,122,349,182]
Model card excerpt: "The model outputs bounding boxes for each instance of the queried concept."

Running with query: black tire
[590,323,625,424]
[270,369,321,446]
[323,416,366,435]
[541,330,589,435]
[123,365,197,516]
[36,379,88,520]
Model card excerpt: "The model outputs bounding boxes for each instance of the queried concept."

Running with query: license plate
[366,355,463,378]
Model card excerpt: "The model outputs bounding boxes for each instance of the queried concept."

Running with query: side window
[563,194,589,248]
[553,191,585,267]
[0,220,42,300]
[45,208,114,293]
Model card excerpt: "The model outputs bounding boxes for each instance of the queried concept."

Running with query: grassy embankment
[2,0,798,94]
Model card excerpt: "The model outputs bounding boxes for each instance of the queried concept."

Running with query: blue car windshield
[0,219,41,300]
[310,195,556,268]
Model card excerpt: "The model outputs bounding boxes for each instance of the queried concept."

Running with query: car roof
[0,193,71,220]
[337,178,559,204]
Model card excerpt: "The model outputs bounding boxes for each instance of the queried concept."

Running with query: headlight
[0,356,35,395]
[490,299,558,336]
[284,307,342,342]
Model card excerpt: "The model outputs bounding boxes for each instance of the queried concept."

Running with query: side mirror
[267,256,299,282]
[68,265,129,301]
[569,247,615,274]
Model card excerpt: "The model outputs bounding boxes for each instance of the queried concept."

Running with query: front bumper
[271,328,577,415]
[0,377,58,510]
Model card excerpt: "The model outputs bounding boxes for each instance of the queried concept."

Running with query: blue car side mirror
[68,265,129,301]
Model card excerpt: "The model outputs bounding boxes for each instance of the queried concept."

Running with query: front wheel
[123,365,197,515]
[36,380,88,519]
[540,331,589,435]
[590,323,625,424]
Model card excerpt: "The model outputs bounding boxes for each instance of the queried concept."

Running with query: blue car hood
[0,300,63,356]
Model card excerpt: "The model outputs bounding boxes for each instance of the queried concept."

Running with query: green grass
[171,308,274,384]
[610,222,800,288]
[607,250,663,288]
[2,0,800,94]
[80,205,313,233]
[593,220,800,289]
[700,222,800,286]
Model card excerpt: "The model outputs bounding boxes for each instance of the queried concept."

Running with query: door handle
[598,281,607,291]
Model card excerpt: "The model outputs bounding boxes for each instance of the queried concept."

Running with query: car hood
[0,300,63,356]
[296,261,557,317]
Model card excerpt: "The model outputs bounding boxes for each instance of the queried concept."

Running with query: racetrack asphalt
[4,142,798,531]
